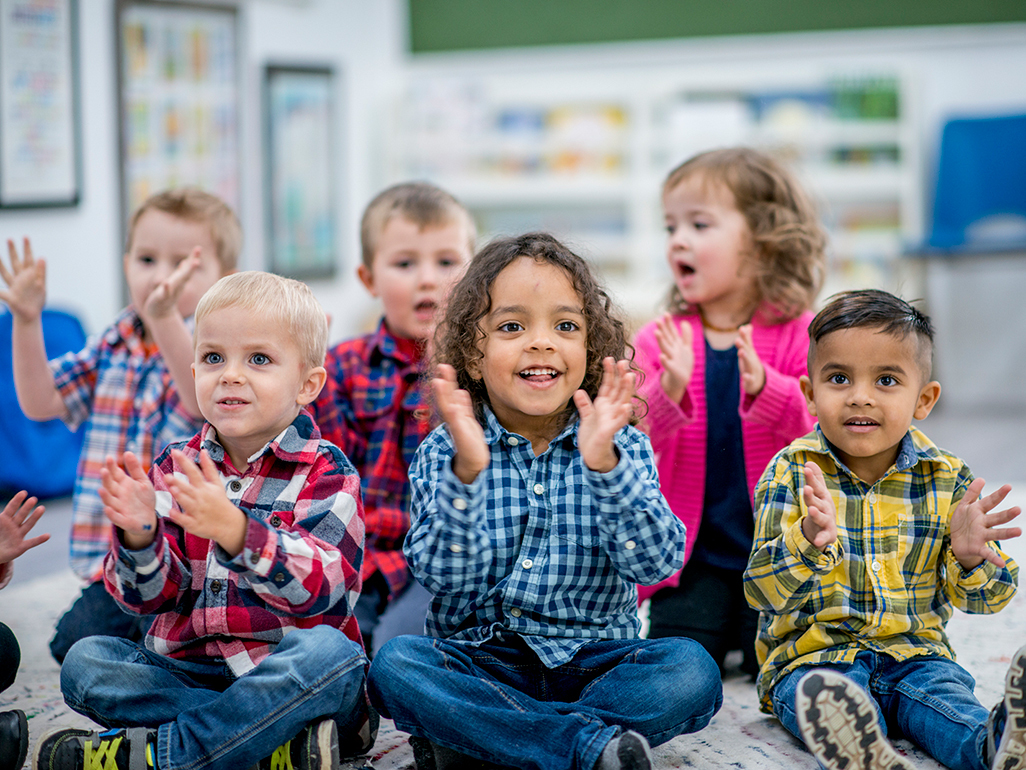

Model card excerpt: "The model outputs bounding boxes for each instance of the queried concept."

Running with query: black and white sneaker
[796,669,918,770]
[993,644,1026,770]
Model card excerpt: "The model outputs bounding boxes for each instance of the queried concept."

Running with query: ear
[799,374,818,416]
[466,358,482,381]
[913,380,941,421]
[356,264,378,297]
[297,366,328,406]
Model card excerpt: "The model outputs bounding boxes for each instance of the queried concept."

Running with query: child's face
[192,304,326,469]
[358,215,472,341]
[800,326,940,484]
[124,209,225,328]
[471,257,587,440]
[663,175,758,316]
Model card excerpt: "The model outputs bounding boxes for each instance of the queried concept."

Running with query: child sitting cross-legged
[744,289,1025,770]
[368,233,722,770]
[37,272,373,770]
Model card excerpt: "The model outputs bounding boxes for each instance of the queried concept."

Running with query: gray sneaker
[252,719,339,770]
[992,644,1026,770]
[796,669,918,770]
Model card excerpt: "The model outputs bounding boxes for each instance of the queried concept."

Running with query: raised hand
[144,248,200,321]
[652,313,693,403]
[801,461,837,551]
[950,479,1022,571]
[0,238,47,322]
[432,363,489,484]
[736,324,767,396]
[574,357,636,473]
[99,452,158,549]
[0,491,49,564]
[165,449,246,555]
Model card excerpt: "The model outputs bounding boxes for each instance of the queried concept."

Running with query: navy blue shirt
[692,341,753,571]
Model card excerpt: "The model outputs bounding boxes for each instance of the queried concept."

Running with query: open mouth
[519,367,560,382]
[673,261,696,279]
[415,299,437,313]
[219,398,248,406]
[845,417,879,428]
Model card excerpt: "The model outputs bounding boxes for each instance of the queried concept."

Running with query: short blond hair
[194,271,328,369]
[360,181,476,269]
[128,188,242,274]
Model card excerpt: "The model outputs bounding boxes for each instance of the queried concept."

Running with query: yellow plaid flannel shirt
[744,425,1019,712]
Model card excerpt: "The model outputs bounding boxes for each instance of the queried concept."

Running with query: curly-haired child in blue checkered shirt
[367,232,723,770]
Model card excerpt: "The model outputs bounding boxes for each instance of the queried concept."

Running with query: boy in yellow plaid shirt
[744,289,1025,770]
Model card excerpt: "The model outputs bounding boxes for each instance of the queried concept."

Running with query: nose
[848,381,874,406]
[416,261,441,288]
[527,329,556,352]
[220,359,245,384]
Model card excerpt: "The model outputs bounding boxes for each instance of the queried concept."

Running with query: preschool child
[634,147,827,677]
[0,188,239,662]
[312,181,475,656]
[0,490,49,770]
[37,272,373,770]
[368,233,722,770]
[744,289,1025,770]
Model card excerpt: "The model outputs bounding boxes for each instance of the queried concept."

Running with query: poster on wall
[264,65,338,278]
[116,0,239,227]
[0,0,80,207]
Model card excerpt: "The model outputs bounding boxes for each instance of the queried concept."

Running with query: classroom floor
[2,404,1024,769]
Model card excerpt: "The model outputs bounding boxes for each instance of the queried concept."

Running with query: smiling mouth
[845,417,879,427]
[219,398,248,406]
[519,368,560,382]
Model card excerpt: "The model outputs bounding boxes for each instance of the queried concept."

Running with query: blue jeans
[369,634,722,770]
[60,626,369,770]
[771,651,991,770]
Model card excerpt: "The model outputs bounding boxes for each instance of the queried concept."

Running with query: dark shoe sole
[796,670,917,770]
[994,645,1026,770]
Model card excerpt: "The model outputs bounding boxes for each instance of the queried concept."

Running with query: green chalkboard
[408,0,1026,53]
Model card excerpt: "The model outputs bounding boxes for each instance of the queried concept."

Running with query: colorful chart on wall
[116,0,239,226]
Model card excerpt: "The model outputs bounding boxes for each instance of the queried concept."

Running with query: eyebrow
[490,304,584,317]
[819,361,910,376]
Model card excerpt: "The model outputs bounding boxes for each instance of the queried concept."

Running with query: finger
[961,477,987,509]
[0,241,15,284]
[986,526,1022,542]
[12,495,40,526]
[976,483,1013,514]
[18,533,50,553]
[198,449,220,482]
[105,454,128,485]
[678,318,693,346]
[171,449,204,483]
[981,547,1008,569]
[573,388,593,417]
[21,237,34,267]
[123,452,149,483]
[0,490,29,519]
[166,252,200,295]
[984,506,1022,527]
[597,357,616,400]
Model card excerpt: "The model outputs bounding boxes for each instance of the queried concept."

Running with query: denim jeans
[49,579,151,664]
[771,651,991,770]
[369,633,722,770]
[60,626,369,770]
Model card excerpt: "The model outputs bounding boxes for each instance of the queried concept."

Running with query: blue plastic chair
[926,113,1026,252]
[0,308,86,499]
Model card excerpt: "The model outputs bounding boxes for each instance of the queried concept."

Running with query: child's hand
[801,461,837,551]
[950,479,1022,571]
[736,324,766,396]
[653,313,693,403]
[0,491,49,565]
[575,357,636,473]
[144,248,200,321]
[0,238,47,323]
[99,452,158,550]
[165,449,247,556]
[432,363,489,484]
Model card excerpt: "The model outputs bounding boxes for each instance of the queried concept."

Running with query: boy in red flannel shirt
[37,272,371,770]
[312,182,474,655]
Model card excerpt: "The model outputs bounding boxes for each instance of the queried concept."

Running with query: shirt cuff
[784,517,841,573]
[945,546,998,588]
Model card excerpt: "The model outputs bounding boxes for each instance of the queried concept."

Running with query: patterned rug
[2,523,1024,770]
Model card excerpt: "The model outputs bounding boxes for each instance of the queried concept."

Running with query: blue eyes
[203,352,223,365]
[200,353,271,365]
[251,354,270,365]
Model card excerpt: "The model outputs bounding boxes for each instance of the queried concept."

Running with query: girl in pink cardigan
[635,147,826,678]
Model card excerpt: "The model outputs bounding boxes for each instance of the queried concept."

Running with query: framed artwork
[0,0,80,207]
[115,0,240,228]
[264,65,338,279]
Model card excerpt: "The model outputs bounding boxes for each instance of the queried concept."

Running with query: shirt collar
[480,405,579,452]
[199,409,323,471]
[369,318,422,368]
[808,423,952,477]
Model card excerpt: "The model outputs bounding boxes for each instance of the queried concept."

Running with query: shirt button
[274,573,285,583]
[625,540,636,550]
[210,580,222,595]
[869,492,878,503]
[249,552,259,565]
[453,498,467,511]
[269,515,282,527]
[510,608,522,618]
[449,544,463,553]
[522,559,533,569]
[871,560,882,573]
[229,480,242,493]
[507,437,519,446]
[533,483,544,495]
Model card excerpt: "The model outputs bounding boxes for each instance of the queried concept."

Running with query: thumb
[573,389,593,417]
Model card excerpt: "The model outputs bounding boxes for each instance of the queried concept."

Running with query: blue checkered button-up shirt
[405,407,686,668]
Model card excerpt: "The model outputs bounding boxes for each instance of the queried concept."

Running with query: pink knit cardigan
[633,310,816,601]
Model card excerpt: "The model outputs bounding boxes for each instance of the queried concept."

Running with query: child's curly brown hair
[432,232,643,429]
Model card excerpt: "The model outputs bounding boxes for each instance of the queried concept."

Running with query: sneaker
[0,709,28,770]
[253,719,339,770]
[796,669,918,770]
[992,644,1026,770]
[34,727,155,770]
[408,736,516,770]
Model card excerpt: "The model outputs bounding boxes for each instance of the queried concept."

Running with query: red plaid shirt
[104,410,365,676]
[311,320,432,599]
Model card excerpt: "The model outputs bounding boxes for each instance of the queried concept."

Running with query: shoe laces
[268,740,295,770]
[84,735,123,770]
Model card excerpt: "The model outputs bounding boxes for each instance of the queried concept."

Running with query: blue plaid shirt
[405,407,686,668]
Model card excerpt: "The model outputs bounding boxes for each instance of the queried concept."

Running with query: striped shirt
[744,425,1019,712]
[104,410,365,677]
[405,407,686,669]
[51,307,202,580]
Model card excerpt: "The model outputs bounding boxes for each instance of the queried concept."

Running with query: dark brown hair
[663,147,826,322]
[433,232,641,429]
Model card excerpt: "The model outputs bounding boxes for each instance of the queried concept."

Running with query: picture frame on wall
[0,0,81,208]
[264,64,338,279]
[115,0,240,230]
